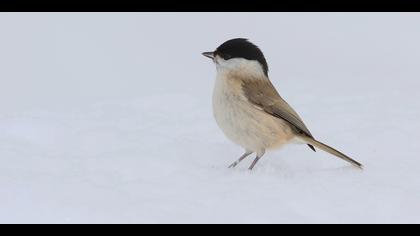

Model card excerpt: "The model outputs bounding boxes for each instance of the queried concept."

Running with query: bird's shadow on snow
[219,164,364,178]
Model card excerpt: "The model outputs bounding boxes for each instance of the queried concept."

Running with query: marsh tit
[202,38,362,170]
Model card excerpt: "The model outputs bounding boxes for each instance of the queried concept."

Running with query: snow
[1,13,420,223]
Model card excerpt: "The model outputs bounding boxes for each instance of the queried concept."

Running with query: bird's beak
[202,51,215,60]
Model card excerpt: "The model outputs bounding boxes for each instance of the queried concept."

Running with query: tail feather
[299,136,363,169]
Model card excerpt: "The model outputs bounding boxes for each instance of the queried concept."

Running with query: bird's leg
[248,150,266,170]
[228,151,253,168]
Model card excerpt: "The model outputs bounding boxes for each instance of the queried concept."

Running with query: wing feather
[241,78,316,151]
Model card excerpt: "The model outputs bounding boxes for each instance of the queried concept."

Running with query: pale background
[0,13,419,223]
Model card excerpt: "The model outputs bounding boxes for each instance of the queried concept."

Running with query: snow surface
[1,13,420,224]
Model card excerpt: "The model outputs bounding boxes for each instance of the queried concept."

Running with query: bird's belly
[213,88,294,152]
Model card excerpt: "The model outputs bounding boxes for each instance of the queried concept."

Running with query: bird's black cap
[215,38,269,76]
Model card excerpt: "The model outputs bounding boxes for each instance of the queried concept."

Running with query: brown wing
[241,78,316,151]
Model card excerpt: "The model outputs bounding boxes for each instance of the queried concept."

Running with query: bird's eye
[223,54,232,60]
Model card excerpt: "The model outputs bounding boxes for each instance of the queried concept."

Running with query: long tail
[299,136,363,169]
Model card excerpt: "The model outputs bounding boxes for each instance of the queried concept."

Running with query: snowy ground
[1,13,420,224]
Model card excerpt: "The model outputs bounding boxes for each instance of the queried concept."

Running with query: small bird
[202,38,362,170]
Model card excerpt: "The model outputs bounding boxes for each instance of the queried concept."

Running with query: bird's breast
[212,74,294,152]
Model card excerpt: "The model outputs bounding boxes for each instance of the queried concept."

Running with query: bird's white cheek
[215,59,267,80]
[214,57,225,70]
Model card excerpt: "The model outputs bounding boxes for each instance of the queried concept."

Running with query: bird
[202,38,362,170]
